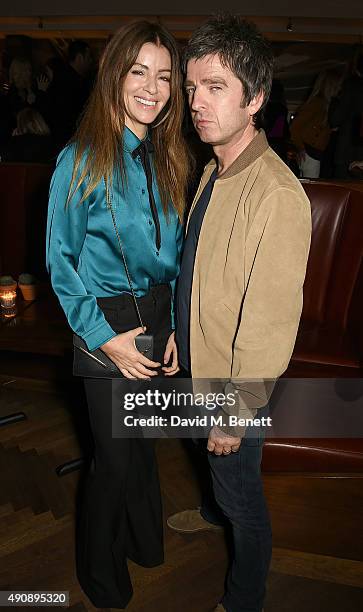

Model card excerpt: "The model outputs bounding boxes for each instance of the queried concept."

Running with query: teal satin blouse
[46,127,183,351]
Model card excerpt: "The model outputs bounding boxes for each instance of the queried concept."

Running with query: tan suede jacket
[188,131,312,431]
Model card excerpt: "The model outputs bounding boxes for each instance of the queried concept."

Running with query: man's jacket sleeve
[218,186,312,436]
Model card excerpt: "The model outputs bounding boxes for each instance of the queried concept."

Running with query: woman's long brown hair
[67,21,191,221]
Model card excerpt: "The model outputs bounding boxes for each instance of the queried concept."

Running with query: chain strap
[105,179,145,330]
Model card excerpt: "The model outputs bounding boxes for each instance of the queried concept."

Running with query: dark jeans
[201,404,272,612]
[76,284,172,609]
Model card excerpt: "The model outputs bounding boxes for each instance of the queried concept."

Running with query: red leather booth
[262,180,363,475]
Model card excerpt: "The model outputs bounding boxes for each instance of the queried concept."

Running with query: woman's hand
[297,148,306,164]
[101,327,160,380]
[162,331,180,376]
[37,74,51,92]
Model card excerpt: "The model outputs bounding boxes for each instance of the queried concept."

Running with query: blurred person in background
[329,51,363,179]
[349,160,363,178]
[0,49,9,146]
[263,79,290,162]
[39,40,94,152]
[290,68,343,178]
[1,58,37,138]
[1,55,55,146]
[8,57,36,107]
[0,107,53,162]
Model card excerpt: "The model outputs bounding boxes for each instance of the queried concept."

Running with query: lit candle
[0,290,17,317]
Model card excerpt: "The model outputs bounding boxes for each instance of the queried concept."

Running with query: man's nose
[190,88,205,112]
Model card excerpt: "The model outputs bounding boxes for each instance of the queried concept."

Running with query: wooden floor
[0,376,363,612]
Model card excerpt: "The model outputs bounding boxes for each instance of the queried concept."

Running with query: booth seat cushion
[262,438,363,472]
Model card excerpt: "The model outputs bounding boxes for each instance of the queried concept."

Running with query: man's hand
[162,331,180,376]
[101,327,160,379]
[207,425,241,456]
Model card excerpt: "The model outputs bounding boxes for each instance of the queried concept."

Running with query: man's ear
[248,90,264,117]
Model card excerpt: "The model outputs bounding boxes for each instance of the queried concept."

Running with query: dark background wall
[1,1,362,18]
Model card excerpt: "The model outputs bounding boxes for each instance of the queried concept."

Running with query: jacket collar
[207,129,269,180]
[186,130,270,229]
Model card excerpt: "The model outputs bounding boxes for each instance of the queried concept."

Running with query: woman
[46,21,190,609]
[8,57,36,106]
[1,107,53,162]
[290,68,343,178]
[2,58,37,141]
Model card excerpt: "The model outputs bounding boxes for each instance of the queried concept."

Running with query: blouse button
[156,251,159,257]
[142,189,145,194]
[148,220,152,225]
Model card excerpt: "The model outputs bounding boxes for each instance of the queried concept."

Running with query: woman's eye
[160,76,170,82]
[131,70,144,76]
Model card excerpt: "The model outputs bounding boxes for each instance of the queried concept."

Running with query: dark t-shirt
[176,168,217,371]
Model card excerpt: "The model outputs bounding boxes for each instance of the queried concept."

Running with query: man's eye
[185,88,195,95]
[210,86,222,91]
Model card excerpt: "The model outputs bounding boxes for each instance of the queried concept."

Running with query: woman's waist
[96,284,172,335]
[96,283,171,309]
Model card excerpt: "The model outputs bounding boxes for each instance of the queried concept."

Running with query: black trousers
[76,284,172,609]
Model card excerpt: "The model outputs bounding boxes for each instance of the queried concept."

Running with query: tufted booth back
[301,181,363,333]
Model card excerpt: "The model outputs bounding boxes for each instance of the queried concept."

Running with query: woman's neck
[124,118,147,140]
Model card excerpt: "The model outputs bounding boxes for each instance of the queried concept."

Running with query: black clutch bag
[73,333,154,379]
[73,180,154,378]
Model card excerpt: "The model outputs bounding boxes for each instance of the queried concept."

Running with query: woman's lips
[134,96,157,107]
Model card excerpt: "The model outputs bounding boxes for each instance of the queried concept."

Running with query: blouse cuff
[82,320,117,352]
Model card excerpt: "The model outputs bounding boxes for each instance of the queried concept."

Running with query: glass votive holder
[0,290,17,318]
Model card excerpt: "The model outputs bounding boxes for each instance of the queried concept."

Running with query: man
[329,52,363,179]
[168,15,311,612]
